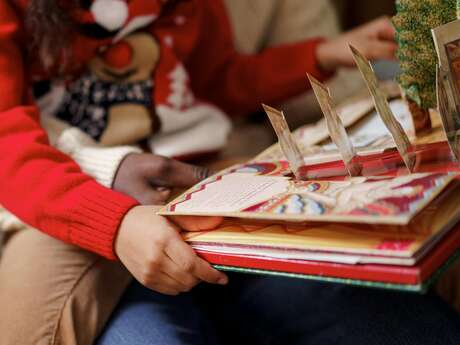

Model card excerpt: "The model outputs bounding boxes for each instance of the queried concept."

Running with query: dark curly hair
[25,0,82,68]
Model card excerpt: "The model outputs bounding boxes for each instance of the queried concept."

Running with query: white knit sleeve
[41,116,142,188]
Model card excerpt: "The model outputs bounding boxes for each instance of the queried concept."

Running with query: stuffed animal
[57,32,161,146]
[52,0,231,158]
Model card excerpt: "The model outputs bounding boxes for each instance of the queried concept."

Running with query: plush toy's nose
[102,40,133,69]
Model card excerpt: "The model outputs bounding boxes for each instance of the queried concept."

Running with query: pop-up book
[159,46,460,292]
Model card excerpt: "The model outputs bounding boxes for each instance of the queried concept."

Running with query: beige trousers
[0,228,132,345]
[0,158,246,345]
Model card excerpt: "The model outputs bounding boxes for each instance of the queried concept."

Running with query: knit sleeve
[0,1,138,260]
[42,116,142,188]
[187,0,334,117]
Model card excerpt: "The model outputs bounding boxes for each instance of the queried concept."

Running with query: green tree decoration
[393,0,457,132]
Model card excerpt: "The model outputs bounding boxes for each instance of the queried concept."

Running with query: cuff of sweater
[68,181,138,260]
[72,146,142,188]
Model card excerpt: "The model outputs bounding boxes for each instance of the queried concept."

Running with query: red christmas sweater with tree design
[0,0,331,259]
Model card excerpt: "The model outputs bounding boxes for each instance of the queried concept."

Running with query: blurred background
[333,0,395,29]
[222,0,399,158]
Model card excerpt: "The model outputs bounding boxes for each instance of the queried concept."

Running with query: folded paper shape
[307,74,361,176]
[262,104,305,179]
[350,45,415,172]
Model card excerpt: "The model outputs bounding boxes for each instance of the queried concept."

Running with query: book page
[170,173,289,213]
[160,169,455,225]
[181,181,460,264]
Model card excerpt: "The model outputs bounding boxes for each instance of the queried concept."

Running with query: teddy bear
[56,31,162,146]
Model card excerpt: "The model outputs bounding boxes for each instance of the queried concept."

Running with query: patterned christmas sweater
[0,0,331,259]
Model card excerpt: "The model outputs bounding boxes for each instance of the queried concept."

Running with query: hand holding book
[116,206,227,295]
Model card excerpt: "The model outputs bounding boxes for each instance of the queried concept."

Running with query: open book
[158,100,460,291]
[158,149,460,292]
[160,164,460,263]
[160,47,460,292]
[161,170,454,225]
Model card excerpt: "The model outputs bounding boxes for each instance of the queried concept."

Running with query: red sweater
[0,0,331,259]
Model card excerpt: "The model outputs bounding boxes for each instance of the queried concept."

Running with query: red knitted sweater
[0,0,331,259]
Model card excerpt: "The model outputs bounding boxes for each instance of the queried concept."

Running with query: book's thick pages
[177,181,460,265]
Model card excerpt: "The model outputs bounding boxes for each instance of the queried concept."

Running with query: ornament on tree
[393,0,458,134]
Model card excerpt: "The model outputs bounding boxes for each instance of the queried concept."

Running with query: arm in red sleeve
[0,1,138,259]
[187,0,333,117]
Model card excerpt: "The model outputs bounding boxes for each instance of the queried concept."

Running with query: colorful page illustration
[180,181,460,265]
[160,167,455,225]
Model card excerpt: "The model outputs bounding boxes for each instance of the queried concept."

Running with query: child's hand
[316,16,397,72]
[170,215,224,232]
[115,206,227,295]
[113,153,209,205]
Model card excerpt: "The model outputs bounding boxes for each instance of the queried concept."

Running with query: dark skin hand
[113,153,227,295]
[113,153,210,205]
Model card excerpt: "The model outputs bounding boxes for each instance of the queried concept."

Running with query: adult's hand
[316,16,397,72]
[113,153,209,205]
[115,206,227,295]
